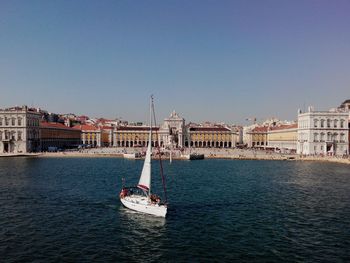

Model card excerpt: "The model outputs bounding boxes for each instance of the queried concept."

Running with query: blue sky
[1,0,349,124]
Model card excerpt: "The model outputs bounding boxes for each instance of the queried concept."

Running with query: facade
[248,126,268,148]
[0,106,41,154]
[159,111,185,148]
[267,124,298,152]
[185,126,239,148]
[297,109,349,155]
[73,124,102,147]
[242,124,258,147]
[40,122,81,151]
[113,126,160,147]
[113,111,185,148]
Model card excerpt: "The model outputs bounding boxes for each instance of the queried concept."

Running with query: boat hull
[120,197,167,217]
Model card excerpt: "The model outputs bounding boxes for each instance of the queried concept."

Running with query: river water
[0,157,349,262]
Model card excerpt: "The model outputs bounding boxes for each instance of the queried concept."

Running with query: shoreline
[37,152,350,165]
[1,150,349,165]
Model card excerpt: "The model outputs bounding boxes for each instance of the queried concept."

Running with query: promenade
[32,147,350,165]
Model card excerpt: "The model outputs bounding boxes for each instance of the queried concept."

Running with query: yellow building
[114,126,161,147]
[73,124,101,147]
[267,124,298,152]
[186,126,239,148]
[249,126,268,148]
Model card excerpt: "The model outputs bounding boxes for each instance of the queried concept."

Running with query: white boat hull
[120,196,167,217]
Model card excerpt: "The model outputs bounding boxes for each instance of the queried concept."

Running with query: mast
[148,95,153,196]
[137,95,153,195]
[152,97,168,204]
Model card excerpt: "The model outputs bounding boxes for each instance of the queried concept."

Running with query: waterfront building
[113,126,160,147]
[73,124,102,147]
[40,122,81,151]
[267,123,298,153]
[248,126,269,148]
[297,107,349,155]
[159,111,185,148]
[185,125,239,148]
[243,124,258,147]
[0,106,41,153]
[113,111,185,148]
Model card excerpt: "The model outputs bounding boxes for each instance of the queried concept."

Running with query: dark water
[0,158,350,262]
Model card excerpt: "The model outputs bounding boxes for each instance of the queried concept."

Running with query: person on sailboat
[150,194,161,204]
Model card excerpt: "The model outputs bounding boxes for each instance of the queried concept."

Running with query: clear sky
[1,0,349,124]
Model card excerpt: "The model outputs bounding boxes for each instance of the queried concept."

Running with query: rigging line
[151,97,168,204]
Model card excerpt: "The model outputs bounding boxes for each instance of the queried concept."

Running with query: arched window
[314,133,319,142]
[5,117,9,126]
[314,119,319,128]
[11,117,16,126]
[320,119,325,128]
[17,131,22,141]
[320,132,325,142]
[327,132,332,141]
[18,117,22,126]
[333,133,338,142]
[340,119,345,128]
[327,119,331,128]
[334,119,338,128]
[11,131,16,140]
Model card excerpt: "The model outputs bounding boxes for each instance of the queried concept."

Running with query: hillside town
[0,100,349,157]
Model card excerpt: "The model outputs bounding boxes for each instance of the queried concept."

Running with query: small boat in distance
[181,153,205,160]
[119,96,168,217]
[123,152,142,159]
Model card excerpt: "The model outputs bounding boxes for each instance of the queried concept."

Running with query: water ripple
[0,158,350,262]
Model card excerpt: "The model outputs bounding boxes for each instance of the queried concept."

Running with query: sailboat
[119,96,168,217]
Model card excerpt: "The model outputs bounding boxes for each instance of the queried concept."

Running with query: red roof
[189,127,230,132]
[73,124,98,131]
[40,122,79,131]
[117,126,160,131]
[251,126,268,133]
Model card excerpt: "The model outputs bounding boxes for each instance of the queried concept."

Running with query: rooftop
[41,122,80,131]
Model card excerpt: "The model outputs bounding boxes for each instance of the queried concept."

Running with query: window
[0,131,2,140]
[314,119,318,128]
[314,133,319,142]
[340,119,345,128]
[340,133,345,142]
[321,119,325,128]
[11,131,16,140]
[18,131,22,141]
[18,118,22,126]
[0,118,2,126]
[327,119,331,128]
[5,117,9,126]
[334,119,338,128]
[320,133,325,142]
[327,132,331,141]
[12,118,15,126]
[333,133,338,142]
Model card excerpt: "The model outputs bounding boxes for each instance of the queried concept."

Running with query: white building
[0,106,41,154]
[297,107,349,156]
[159,110,185,148]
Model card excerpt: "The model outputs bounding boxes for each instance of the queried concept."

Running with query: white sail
[138,138,151,192]
[138,97,153,194]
